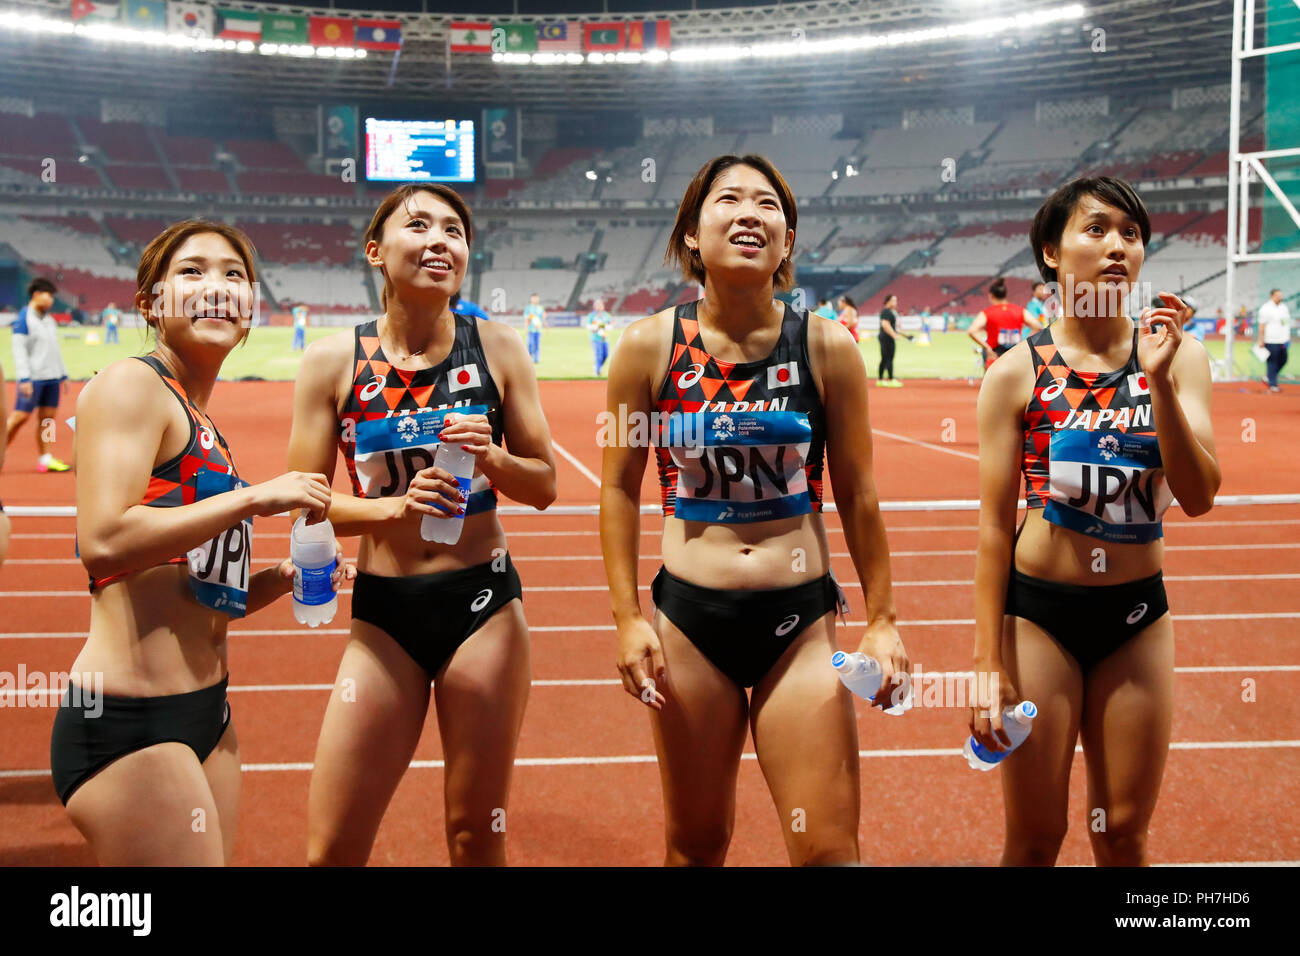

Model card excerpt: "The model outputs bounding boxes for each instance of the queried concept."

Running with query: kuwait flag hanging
[309,15,354,47]
[217,7,260,41]
[356,18,401,51]
[583,22,626,52]
[167,1,214,38]
[449,21,492,53]
[70,0,121,23]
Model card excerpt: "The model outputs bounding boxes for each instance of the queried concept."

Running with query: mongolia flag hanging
[627,19,671,51]
[356,18,402,51]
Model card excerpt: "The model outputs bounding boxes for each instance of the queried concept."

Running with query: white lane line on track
[9,665,1297,700]
[14,519,1300,541]
[551,441,602,488]
[8,541,1298,571]
[871,428,981,462]
[5,612,1300,640]
[5,739,1299,779]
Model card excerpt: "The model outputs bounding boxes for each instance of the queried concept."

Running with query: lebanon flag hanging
[449,21,492,53]
[356,18,402,51]
[70,0,121,22]
[309,15,355,47]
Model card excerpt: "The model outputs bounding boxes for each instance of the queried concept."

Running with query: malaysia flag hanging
[357,18,402,51]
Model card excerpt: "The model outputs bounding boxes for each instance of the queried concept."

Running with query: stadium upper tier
[0,98,1276,318]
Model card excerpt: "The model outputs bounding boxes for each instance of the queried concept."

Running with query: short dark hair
[1271,288,1282,295]
[364,182,473,310]
[27,277,56,298]
[883,294,897,308]
[666,154,798,290]
[841,295,856,309]
[988,277,1008,299]
[1032,281,1046,291]
[1030,176,1151,284]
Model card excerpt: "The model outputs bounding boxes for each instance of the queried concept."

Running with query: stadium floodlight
[488,3,1085,67]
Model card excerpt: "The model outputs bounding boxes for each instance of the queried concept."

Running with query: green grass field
[0,325,1288,384]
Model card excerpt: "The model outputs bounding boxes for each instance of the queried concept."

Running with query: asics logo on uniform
[198,426,214,451]
[471,589,493,612]
[1039,377,1068,402]
[775,614,800,637]
[1126,603,1148,625]
[677,364,706,389]
[359,375,387,402]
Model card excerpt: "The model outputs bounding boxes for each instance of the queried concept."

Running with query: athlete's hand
[438,412,493,464]
[616,616,667,711]
[250,472,332,522]
[17,382,32,399]
[968,660,1020,753]
[1138,292,1190,385]
[856,620,911,712]
[273,538,356,591]
[399,465,464,521]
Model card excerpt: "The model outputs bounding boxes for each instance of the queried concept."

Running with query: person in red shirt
[836,295,860,342]
[968,277,1043,369]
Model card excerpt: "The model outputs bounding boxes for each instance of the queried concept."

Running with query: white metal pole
[1224,0,1245,378]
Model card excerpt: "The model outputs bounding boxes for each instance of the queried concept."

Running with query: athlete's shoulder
[301,327,354,363]
[76,357,168,420]
[982,339,1035,403]
[474,313,525,353]
[620,307,675,351]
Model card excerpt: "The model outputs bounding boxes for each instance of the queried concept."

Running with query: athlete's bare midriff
[1014,509,1165,585]
[72,565,229,697]
[661,512,832,590]
[355,508,509,577]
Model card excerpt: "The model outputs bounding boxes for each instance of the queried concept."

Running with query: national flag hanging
[260,13,306,44]
[500,23,536,53]
[309,15,354,48]
[216,8,260,41]
[583,22,626,52]
[627,19,671,51]
[122,0,166,31]
[70,0,121,23]
[449,20,492,54]
[537,21,580,52]
[167,1,214,39]
[356,18,401,51]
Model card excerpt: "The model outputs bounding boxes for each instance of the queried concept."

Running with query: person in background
[292,303,309,352]
[1256,288,1291,393]
[814,298,836,321]
[524,293,546,365]
[836,295,859,343]
[968,276,1042,370]
[1025,281,1054,329]
[102,302,120,346]
[586,298,612,377]
[7,277,71,473]
[877,293,911,387]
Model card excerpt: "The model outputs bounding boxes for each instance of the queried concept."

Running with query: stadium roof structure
[0,0,1253,111]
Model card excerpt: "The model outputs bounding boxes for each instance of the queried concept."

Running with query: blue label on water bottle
[968,736,1009,765]
[295,559,336,606]
[433,476,474,518]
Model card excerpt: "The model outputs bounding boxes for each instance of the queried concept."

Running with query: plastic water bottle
[420,442,474,544]
[830,651,913,715]
[963,701,1038,770]
[291,514,337,627]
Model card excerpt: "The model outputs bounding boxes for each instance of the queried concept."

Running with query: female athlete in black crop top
[601,156,907,866]
[54,221,347,865]
[287,184,557,866]
[971,178,1220,866]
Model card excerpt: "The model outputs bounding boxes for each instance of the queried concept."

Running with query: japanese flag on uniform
[1126,371,1150,396]
[448,363,481,393]
[767,361,800,389]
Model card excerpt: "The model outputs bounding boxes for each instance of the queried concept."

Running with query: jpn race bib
[353,404,494,514]
[187,468,251,618]
[1043,429,1172,544]
[663,410,813,524]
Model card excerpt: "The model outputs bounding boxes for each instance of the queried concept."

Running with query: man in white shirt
[6,277,70,472]
[1256,288,1291,392]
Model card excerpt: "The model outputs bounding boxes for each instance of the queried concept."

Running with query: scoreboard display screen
[364,118,476,183]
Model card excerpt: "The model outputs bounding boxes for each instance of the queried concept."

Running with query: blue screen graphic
[365,118,476,183]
